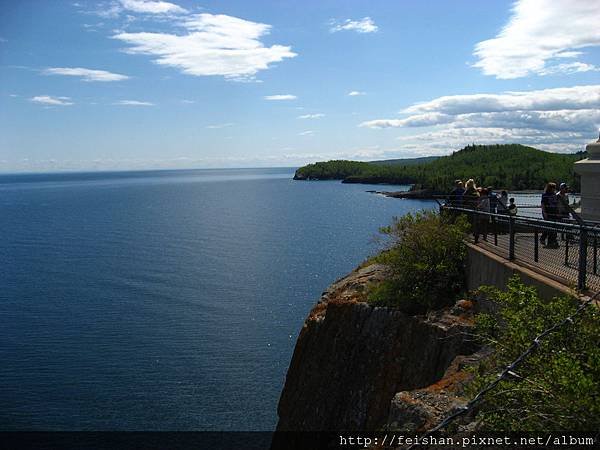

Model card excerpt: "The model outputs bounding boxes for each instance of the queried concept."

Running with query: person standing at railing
[474,187,490,243]
[448,180,465,207]
[540,182,559,248]
[498,190,509,214]
[487,186,498,214]
[557,182,571,241]
[557,183,570,218]
[463,179,480,242]
[507,197,518,216]
[463,179,479,209]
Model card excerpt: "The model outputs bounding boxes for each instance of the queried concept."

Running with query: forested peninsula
[293,144,585,192]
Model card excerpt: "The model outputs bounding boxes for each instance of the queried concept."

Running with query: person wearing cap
[540,182,559,248]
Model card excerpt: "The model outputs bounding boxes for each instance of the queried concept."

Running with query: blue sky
[1,0,599,172]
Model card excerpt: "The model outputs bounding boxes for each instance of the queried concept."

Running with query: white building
[574,134,600,222]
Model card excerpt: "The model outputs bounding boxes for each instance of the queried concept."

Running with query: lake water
[0,168,434,431]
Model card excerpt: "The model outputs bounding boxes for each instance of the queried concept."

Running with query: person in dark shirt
[448,180,465,208]
[540,182,559,248]
[557,182,570,220]
[498,190,509,214]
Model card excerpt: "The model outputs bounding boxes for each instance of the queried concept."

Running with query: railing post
[534,227,539,262]
[565,231,570,267]
[578,226,588,291]
[594,235,598,275]
[492,215,498,246]
[509,216,515,260]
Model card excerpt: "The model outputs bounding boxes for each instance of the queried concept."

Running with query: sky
[1,0,599,172]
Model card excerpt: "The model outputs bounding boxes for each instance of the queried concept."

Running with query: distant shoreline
[366,189,580,202]
[366,188,437,200]
[367,188,549,197]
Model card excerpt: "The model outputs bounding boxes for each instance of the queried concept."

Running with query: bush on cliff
[367,210,469,313]
[471,277,600,432]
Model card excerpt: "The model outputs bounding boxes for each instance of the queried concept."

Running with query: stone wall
[465,243,575,300]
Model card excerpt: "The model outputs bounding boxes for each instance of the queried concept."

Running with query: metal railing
[440,205,600,292]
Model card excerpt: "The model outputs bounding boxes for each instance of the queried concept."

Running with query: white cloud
[206,123,233,129]
[395,127,588,155]
[348,91,366,96]
[362,85,600,130]
[30,95,74,106]
[330,17,378,34]
[114,100,154,106]
[453,109,600,133]
[43,67,130,82]
[402,85,600,115]
[82,22,105,32]
[264,94,297,101]
[298,130,314,136]
[361,113,454,129]
[84,0,185,17]
[397,127,586,145]
[298,113,324,119]
[473,0,600,78]
[119,0,186,14]
[89,1,123,18]
[361,85,600,156]
[180,99,195,104]
[538,62,600,76]
[362,109,600,133]
[113,13,297,81]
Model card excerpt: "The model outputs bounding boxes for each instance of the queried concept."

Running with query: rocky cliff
[275,263,481,433]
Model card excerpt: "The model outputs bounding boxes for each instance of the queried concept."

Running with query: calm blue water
[0,168,434,431]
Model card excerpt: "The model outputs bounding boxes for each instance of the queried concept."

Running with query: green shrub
[471,277,600,432]
[367,210,469,313]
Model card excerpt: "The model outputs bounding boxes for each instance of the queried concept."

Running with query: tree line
[294,144,585,192]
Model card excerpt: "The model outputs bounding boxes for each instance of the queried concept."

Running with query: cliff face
[276,263,479,432]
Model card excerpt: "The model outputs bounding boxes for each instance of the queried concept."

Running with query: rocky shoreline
[366,188,439,200]
[274,263,484,439]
